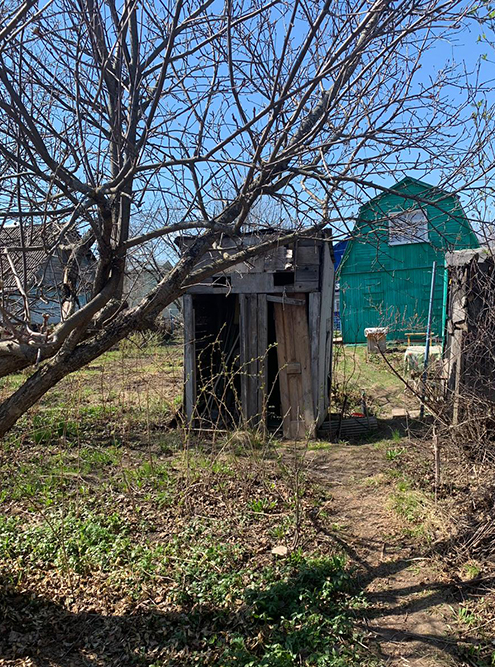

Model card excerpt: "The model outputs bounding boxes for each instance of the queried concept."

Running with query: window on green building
[389,210,428,245]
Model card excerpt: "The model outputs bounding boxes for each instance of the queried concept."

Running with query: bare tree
[0,0,490,436]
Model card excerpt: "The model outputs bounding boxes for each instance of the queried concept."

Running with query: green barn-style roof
[338,177,479,344]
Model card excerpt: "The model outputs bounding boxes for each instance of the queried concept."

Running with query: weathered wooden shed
[181,232,334,439]
[444,247,495,422]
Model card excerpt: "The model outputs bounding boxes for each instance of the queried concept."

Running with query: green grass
[388,476,436,539]
[332,345,413,416]
[0,511,135,574]
[0,338,382,666]
[385,447,405,461]
[0,340,184,450]
[0,438,375,666]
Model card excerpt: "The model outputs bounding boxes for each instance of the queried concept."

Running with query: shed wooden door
[274,295,315,439]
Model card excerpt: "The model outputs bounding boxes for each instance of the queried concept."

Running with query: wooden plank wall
[183,295,196,420]
[316,241,334,427]
[240,295,267,427]
[274,295,315,439]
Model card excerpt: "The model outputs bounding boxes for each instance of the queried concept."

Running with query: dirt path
[306,442,465,667]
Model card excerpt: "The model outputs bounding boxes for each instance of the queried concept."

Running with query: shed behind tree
[180,232,334,439]
[444,247,495,423]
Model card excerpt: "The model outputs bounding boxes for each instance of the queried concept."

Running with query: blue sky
[371,16,495,230]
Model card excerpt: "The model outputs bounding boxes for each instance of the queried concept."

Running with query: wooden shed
[444,247,495,422]
[181,232,334,439]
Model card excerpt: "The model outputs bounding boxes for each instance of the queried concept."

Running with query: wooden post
[433,425,440,504]
[316,240,334,428]
[183,294,196,422]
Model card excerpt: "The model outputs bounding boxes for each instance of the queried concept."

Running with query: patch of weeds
[0,511,135,574]
[457,643,495,667]
[118,461,175,493]
[362,474,387,488]
[248,497,278,513]
[391,429,402,443]
[158,431,184,454]
[171,542,246,607]
[385,447,405,461]
[79,404,118,424]
[372,438,391,451]
[31,412,79,445]
[269,515,295,539]
[385,468,402,480]
[461,561,481,580]
[330,522,347,532]
[390,479,433,538]
[222,553,366,666]
[182,451,236,477]
[3,452,84,504]
[456,604,479,628]
[307,440,334,451]
[155,489,175,507]
[80,445,121,467]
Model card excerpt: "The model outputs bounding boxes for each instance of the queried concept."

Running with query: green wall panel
[339,178,478,344]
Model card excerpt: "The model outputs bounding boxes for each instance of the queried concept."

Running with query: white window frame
[388,209,428,246]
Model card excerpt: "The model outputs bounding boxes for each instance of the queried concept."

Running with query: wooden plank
[240,294,263,427]
[274,294,315,439]
[274,301,291,437]
[294,308,316,439]
[308,292,321,421]
[248,295,259,423]
[183,295,196,421]
[295,266,319,283]
[295,245,320,266]
[186,280,319,294]
[257,294,268,428]
[239,294,249,422]
[315,241,334,428]
[235,273,275,293]
[297,238,323,248]
[266,295,305,306]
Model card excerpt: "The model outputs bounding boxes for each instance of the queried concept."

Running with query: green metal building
[338,177,479,344]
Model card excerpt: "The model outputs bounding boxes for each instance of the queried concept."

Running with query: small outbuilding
[180,231,334,439]
[338,177,479,343]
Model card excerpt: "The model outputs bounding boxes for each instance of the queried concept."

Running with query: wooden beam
[316,241,334,428]
[183,294,196,422]
[266,295,306,306]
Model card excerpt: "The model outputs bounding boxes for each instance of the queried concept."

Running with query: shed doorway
[186,293,315,437]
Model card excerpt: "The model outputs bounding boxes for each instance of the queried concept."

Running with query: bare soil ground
[306,438,495,666]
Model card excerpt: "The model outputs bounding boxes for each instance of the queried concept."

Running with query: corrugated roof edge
[446,245,495,267]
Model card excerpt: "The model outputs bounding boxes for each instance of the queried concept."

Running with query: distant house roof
[0,225,50,291]
[0,224,94,293]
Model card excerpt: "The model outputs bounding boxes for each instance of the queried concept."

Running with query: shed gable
[339,178,479,343]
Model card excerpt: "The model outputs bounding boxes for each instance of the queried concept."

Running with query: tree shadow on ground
[0,558,357,667]
[311,513,495,665]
